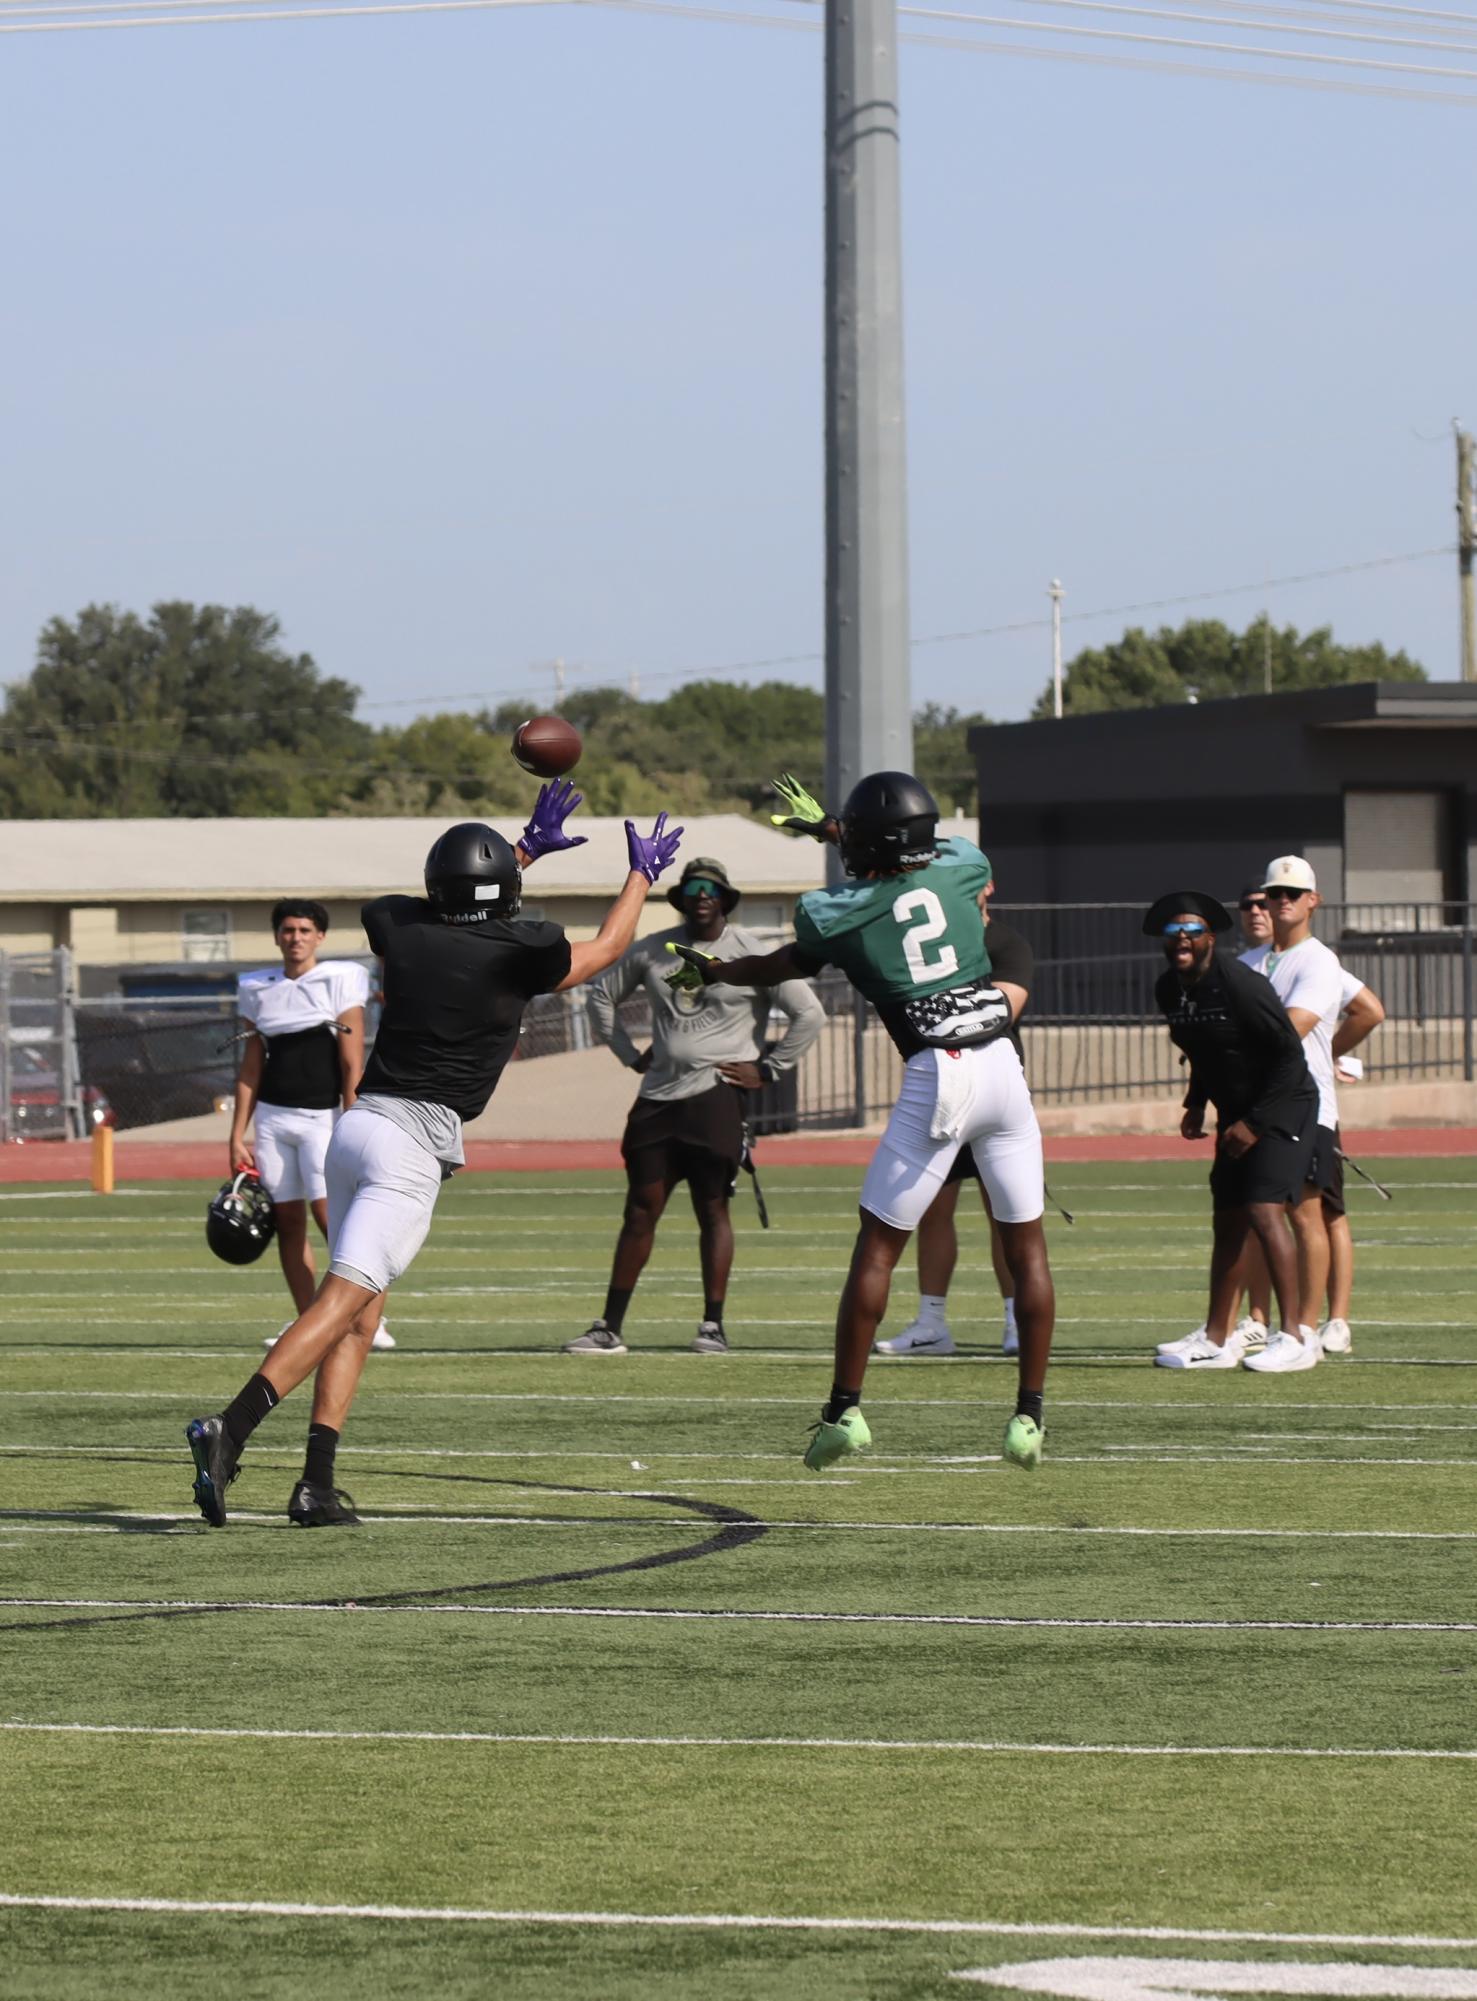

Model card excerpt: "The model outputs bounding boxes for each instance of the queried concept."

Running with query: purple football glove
[625,812,683,884]
[520,778,587,862]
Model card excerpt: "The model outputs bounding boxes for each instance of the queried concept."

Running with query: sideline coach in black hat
[574,857,824,1356]
[1147,890,1319,1372]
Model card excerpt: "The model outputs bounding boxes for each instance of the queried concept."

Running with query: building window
[182,909,232,963]
[1344,791,1456,913]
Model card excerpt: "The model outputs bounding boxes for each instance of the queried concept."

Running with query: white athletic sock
[918,1293,949,1328]
[1002,1298,1018,1336]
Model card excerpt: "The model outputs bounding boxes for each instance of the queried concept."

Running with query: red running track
[2,1127,1473,1184]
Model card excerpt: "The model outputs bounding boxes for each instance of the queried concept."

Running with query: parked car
[74,1009,236,1132]
[4,1041,113,1141]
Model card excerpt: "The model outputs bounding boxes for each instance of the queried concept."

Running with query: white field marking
[0,1189,154,1203]
[5,1505,1477,1543]
[955,1960,1477,1999]
[1,1896,1476,1951]
[11,1344,1472,1360]
[5,1598,1476,1633]
[6,1441,1475,1474]
[8,1721,1477,1762]
[2,1387,1471,1418]
[0,1384,1464,1416]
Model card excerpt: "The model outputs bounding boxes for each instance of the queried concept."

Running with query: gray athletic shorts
[326,1103,445,1295]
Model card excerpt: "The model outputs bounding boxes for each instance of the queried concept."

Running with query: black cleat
[185,1415,240,1527]
[288,1481,361,1528]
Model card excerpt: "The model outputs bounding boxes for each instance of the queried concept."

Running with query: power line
[14,0,1477,58]
[6,0,1477,97]
[0,546,1450,759]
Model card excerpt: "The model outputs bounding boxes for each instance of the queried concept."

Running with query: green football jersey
[792,837,993,1052]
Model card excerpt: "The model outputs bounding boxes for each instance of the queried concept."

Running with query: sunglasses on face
[1239,898,1268,913]
[1163,920,1209,938]
[682,879,722,899]
[1265,887,1306,902]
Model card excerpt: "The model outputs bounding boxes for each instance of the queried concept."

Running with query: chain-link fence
[0,950,87,1142]
[4,903,1472,1138]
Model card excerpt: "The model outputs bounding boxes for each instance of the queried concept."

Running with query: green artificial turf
[1,1159,1474,1999]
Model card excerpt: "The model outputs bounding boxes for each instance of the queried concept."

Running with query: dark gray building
[968,681,1477,908]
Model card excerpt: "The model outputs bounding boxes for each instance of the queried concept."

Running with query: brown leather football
[511,715,583,778]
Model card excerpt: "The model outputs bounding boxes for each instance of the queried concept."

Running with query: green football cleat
[803,1407,871,1471]
[1002,1414,1044,1472]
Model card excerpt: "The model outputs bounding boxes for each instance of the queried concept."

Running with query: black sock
[823,1383,861,1424]
[303,1423,340,1491]
[703,1298,725,1328]
[222,1373,279,1450]
[602,1287,634,1335]
[1015,1389,1044,1428]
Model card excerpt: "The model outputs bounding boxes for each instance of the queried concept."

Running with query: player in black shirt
[1148,889,1318,1371]
[184,789,684,1527]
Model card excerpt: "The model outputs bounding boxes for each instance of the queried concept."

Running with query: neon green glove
[663,941,719,993]
[770,773,831,838]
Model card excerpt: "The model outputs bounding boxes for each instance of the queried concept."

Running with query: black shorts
[1209,1118,1317,1210]
[1308,1124,1346,1216]
[622,1083,745,1200]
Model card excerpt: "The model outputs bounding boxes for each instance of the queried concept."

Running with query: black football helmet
[424,821,522,924]
[839,771,940,877]
[206,1172,277,1266]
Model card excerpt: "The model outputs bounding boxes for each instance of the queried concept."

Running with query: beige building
[0,814,978,969]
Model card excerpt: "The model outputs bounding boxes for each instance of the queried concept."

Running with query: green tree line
[0,600,1427,820]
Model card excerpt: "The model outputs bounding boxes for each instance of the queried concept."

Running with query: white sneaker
[371,1321,396,1352]
[1235,1317,1268,1351]
[1243,1329,1321,1373]
[874,1317,956,1356]
[1318,1317,1352,1354]
[1155,1329,1246,1370]
[263,1322,293,1351]
[1002,1322,1019,1357]
[1155,1324,1208,1358]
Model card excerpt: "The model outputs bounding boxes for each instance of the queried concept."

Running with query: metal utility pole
[1049,579,1065,717]
[552,658,567,711]
[1457,423,1477,682]
[824,0,913,829]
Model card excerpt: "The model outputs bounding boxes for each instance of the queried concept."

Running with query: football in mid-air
[511,714,583,778]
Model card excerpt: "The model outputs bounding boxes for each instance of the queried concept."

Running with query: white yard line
[5,1598,1475,1632]
[4,1507,1475,1540]
[3,1443,1473,1472]
[0,1893,1474,1949]
[5,1720,1477,1760]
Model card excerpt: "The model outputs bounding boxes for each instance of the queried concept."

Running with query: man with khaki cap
[571,857,824,1354]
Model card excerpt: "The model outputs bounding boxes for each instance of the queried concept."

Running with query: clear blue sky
[1,2,1471,727]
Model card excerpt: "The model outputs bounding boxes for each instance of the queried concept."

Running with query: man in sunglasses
[1149,889,1319,1371]
[1238,855,1383,1357]
[574,856,824,1354]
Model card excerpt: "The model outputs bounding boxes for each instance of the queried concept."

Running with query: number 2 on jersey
[893,887,959,985]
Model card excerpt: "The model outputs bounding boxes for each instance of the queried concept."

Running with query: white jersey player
[229,899,388,1348]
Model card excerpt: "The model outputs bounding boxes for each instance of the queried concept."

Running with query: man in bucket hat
[1147,888,1321,1373]
[572,857,824,1354]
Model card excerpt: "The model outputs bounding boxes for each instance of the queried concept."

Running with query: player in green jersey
[668,771,1055,1473]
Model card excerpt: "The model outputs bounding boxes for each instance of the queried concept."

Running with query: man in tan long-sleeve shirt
[568,856,824,1355]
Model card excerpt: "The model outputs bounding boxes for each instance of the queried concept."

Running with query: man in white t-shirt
[230,899,389,1349]
[1237,855,1344,1358]
[1322,963,1386,1348]
[1240,855,1389,1357]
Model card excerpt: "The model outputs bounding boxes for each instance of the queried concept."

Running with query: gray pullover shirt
[586,921,825,1103]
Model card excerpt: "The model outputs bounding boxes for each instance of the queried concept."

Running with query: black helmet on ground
[424,821,522,924]
[839,771,940,877]
[206,1172,277,1266]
